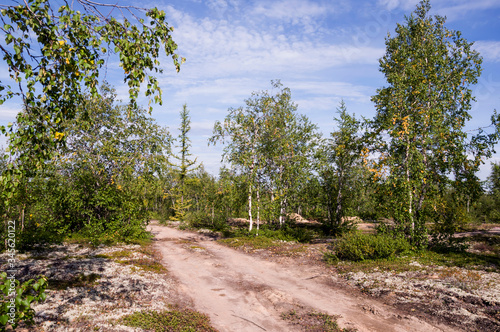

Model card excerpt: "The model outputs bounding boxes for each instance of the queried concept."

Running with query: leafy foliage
[0,0,183,206]
[366,0,497,247]
[1,86,171,246]
[317,101,364,234]
[327,232,411,262]
[211,80,320,229]
[0,273,47,329]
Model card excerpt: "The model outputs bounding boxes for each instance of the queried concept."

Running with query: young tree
[367,0,498,247]
[318,100,363,234]
[480,162,500,223]
[0,0,183,205]
[211,80,319,229]
[259,84,319,226]
[170,104,199,221]
[210,91,264,231]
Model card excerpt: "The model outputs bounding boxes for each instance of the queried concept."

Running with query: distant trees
[474,163,500,223]
[210,80,319,229]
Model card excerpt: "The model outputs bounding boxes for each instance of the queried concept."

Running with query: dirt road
[149,224,455,332]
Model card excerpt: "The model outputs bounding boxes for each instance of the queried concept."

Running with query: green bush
[226,224,315,243]
[186,211,229,232]
[0,273,47,329]
[328,232,411,261]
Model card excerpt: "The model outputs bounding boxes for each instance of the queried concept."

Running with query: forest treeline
[1,77,499,249]
[1,0,500,251]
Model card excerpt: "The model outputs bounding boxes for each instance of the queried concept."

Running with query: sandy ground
[149,223,456,332]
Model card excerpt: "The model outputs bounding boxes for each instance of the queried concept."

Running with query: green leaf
[0,315,9,325]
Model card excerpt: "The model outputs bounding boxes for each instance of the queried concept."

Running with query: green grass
[218,236,282,250]
[119,309,217,332]
[222,223,319,243]
[281,310,355,332]
[325,231,500,273]
[94,250,134,259]
[417,249,499,271]
[328,247,499,274]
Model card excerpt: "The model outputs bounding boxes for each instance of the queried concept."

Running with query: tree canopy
[0,0,184,202]
[367,0,498,247]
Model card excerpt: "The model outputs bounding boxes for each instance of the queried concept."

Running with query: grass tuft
[119,309,217,332]
[281,309,355,332]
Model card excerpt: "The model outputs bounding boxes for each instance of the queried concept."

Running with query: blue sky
[1,0,500,179]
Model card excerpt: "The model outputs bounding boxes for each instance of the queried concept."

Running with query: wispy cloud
[474,41,500,62]
[165,5,383,81]
[377,0,419,11]
[252,0,344,30]
[435,0,500,20]
[0,105,20,121]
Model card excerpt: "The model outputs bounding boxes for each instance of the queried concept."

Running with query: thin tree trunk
[335,170,344,229]
[21,207,25,232]
[256,187,260,236]
[248,184,253,231]
[406,139,414,233]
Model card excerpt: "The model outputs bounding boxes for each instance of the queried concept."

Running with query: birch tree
[319,100,363,234]
[210,94,263,231]
[367,0,498,247]
[259,82,319,226]
[211,80,319,229]
[0,0,183,205]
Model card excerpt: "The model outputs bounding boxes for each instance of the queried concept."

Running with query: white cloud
[253,0,335,21]
[290,81,373,103]
[474,41,500,62]
[164,6,383,82]
[378,0,500,18]
[435,0,500,20]
[377,0,419,11]
[0,105,20,121]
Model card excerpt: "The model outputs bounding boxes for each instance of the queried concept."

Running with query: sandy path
[149,224,455,332]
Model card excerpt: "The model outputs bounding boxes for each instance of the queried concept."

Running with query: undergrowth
[119,309,217,332]
[325,231,499,273]
[281,309,355,332]
[222,223,318,243]
[325,232,411,262]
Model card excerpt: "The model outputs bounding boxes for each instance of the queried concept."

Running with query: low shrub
[328,232,411,261]
[185,211,229,232]
[120,309,217,332]
[227,224,315,243]
[0,273,47,329]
